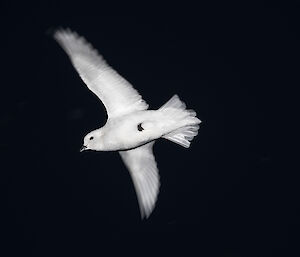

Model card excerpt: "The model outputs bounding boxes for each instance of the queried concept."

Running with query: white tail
[160,94,187,110]
[160,95,201,148]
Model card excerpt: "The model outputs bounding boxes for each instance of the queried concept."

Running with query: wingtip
[52,27,74,39]
[140,208,151,220]
[52,27,63,40]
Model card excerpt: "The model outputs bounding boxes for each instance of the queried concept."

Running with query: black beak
[80,145,87,152]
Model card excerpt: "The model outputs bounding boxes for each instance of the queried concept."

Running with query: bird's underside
[53,28,201,219]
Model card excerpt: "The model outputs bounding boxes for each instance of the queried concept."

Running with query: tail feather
[163,125,200,148]
[160,95,201,148]
[159,94,186,110]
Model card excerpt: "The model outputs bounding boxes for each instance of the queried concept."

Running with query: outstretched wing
[119,142,160,219]
[54,29,148,118]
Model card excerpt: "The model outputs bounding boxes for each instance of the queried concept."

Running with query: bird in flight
[53,29,201,218]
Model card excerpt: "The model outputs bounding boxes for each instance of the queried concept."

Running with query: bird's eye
[89,136,94,140]
[137,123,144,131]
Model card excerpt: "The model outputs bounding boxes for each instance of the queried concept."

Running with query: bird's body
[53,28,201,218]
[92,110,159,151]
[90,107,198,151]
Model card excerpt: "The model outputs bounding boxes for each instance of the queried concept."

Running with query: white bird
[53,29,201,218]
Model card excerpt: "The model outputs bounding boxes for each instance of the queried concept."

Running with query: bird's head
[80,129,103,152]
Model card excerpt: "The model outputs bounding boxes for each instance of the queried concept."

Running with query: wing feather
[119,142,160,219]
[54,29,148,118]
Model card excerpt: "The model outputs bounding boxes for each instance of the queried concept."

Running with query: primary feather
[54,29,148,118]
[119,142,159,218]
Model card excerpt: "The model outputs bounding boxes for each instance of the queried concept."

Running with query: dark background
[1,2,299,256]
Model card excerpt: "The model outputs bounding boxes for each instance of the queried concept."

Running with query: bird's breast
[101,111,162,151]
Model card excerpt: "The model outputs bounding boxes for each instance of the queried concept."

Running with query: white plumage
[53,29,201,218]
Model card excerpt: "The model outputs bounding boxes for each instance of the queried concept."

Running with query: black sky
[1,3,299,256]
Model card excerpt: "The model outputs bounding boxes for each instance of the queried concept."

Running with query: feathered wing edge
[119,142,160,219]
[53,28,149,118]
